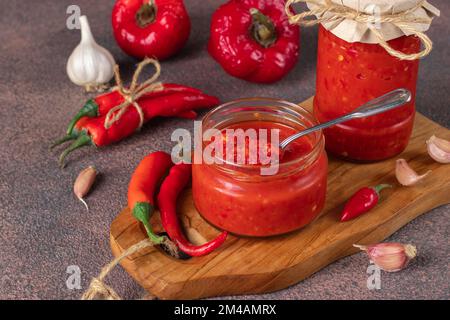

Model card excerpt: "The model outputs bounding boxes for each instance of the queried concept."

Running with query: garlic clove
[426,135,450,164]
[354,243,417,272]
[67,16,115,91]
[74,166,97,211]
[185,227,208,246]
[395,158,431,186]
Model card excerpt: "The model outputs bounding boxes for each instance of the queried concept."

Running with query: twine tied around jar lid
[285,0,440,60]
[104,58,164,130]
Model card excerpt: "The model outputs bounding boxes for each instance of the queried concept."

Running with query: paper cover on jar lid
[288,0,440,44]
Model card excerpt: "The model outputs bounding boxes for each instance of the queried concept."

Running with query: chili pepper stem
[59,132,93,168]
[143,225,165,244]
[373,184,392,196]
[132,202,165,244]
[136,0,157,28]
[250,8,277,48]
[66,99,99,135]
[50,133,78,150]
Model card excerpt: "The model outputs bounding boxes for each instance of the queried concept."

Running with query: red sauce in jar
[314,25,420,161]
[192,119,327,237]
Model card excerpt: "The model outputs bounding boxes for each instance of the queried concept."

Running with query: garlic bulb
[67,16,115,92]
[354,243,417,272]
[426,135,450,164]
[395,158,431,186]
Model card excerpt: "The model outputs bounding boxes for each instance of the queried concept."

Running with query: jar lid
[286,0,440,60]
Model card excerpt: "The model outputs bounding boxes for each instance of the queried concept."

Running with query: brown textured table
[0,0,448,300]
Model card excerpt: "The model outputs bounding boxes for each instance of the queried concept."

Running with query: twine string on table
[104,58,164,130]
[81,239,154,300]
[285,0,433,60]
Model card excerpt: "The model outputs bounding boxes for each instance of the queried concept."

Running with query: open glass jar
[192,98,328,237]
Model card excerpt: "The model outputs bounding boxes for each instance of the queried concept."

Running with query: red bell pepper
[208,0,300,83]
[112,0,191,60]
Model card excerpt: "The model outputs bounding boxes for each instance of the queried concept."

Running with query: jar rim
[200,97,325,177]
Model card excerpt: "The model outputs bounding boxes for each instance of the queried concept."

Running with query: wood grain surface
[110,97,450,299]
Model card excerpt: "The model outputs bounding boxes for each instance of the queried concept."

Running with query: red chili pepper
[128,151,174,244]
[340,184,392,222]
[112,0,191,60]
[54,92,219,167]
[176,110,197,120]
[157,163,228,257]
[65,83,203,135]
[208,0,299,83]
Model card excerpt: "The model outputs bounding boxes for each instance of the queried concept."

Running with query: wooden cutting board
[110,97,450,299]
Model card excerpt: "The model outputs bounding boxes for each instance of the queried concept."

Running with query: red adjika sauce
[314,25,420,161]
[210,121,312,165]
[192,119,327,237]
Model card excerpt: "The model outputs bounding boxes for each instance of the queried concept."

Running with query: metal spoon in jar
[279,88,412,151]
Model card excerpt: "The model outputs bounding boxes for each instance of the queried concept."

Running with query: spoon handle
[280,88,412,150]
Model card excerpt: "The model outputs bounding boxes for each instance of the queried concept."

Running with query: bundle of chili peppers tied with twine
[285,0,435,60]
[52,58,219,167]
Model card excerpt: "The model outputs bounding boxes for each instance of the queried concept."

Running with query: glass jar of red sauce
[192,98,328,237]
[314,25,420,161]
